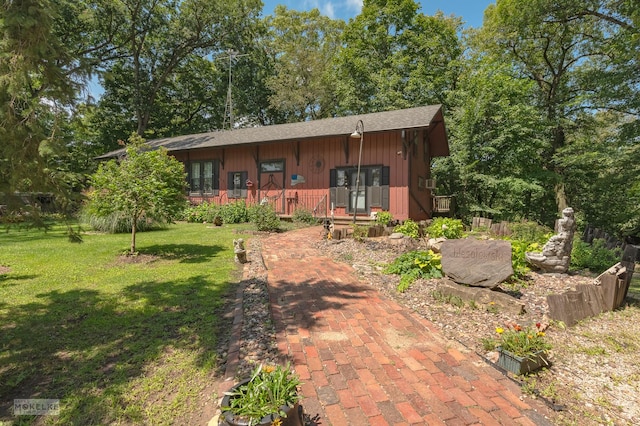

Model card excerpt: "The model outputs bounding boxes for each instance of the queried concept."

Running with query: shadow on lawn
[139,243,225,263]
[0,272,234,424]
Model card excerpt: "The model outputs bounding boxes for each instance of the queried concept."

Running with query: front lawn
[0,222,249,425]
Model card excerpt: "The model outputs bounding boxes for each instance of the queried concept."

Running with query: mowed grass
[0,222,250,425]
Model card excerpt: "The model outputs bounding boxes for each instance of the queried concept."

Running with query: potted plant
[486,323,552,375]
[220,364,304,426]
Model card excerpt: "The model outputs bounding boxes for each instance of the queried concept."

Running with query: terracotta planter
[497,348,549,375]
[219,379,304,426]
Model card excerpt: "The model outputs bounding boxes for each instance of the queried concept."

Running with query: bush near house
[426,217,464,239]
[248,204,281,232]
[571,238,622,274]
[393,219,420,238]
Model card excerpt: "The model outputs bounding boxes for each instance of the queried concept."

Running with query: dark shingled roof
[97,105,444,159]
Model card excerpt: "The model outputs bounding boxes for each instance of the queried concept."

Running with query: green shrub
[426,217,464,239]
[508,221,553,243]
[219,201,249,224]
[375,211,394,227]
[393,219,420,239]
[352,224,368,242]
[181,202,221,223]
[249,204,281,232]
[384,250,443,292]
[508,239,541,279]
[501,222,550,281]
[292,208,317,225]
[80,211,160,233]
[571,238,622,274]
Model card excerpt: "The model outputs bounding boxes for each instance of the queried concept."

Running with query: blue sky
[261,0,496,28]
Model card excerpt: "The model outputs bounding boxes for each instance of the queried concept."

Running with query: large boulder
[441,239,513,289]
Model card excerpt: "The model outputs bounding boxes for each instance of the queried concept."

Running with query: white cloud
[300,0,361,20]
[345,0,363,12]
[321,2,336,18]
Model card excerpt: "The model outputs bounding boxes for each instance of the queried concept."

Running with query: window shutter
[370,187,382,207]
[213,161,220,190]
[329,188,336,206]
[329,169,337,187]
[382,186,390,210]
[335,187,348,207]
[227,172,238,198]
[227,172,234,190]
[241,171,248,189]
[382,166,390,186]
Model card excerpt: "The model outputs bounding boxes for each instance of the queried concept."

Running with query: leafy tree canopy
[86,134,187,254]
[333,0,463,114]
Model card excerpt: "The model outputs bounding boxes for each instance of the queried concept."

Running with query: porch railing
[432,196,453,214]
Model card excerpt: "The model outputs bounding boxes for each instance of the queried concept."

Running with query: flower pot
[219,379,304,426]
[497,348,549,375]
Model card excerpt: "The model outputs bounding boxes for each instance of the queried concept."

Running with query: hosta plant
[384,250,443,292]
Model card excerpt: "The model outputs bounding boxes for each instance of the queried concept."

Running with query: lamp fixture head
[350,119,364,138]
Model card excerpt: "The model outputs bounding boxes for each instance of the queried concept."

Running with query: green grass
[0,222,251,425]
[630,264,640,295]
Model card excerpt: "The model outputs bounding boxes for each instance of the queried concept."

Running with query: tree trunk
[130,219,137,254]
[555,182,568,214]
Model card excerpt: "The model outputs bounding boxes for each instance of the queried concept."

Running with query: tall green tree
[92,56,225,148]
[264,6,345,122]
[86,135,186,254]
[333,0,462,114]
[90,0,262,152]
[435,50,556,224]
[479,0,638,213]
[0,0,93,220]
[555,111,640,238]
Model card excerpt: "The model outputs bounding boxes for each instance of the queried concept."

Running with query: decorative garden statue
[525,207,576,274]
[234,239,247,264]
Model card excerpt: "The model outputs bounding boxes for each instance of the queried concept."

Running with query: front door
[348,169,367,215]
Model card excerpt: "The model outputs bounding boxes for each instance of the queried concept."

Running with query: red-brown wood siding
[174,127,439,221]
[408,129,432,221]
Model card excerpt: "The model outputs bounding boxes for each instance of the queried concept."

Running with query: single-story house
[98,105,451,222]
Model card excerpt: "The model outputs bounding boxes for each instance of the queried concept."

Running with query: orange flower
[262,365,276,373]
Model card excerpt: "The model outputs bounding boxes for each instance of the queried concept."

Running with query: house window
[330,166,389,211]
[371,167,381,187]
[228,171,248,198]
[190,160,219,195]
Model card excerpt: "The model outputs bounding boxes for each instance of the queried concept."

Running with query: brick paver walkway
[260,226,553,425]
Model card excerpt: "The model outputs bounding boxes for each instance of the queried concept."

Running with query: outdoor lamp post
[350,120,364,224]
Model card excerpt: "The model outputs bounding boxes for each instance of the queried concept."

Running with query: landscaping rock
[441,239,513,289]
[435,279,525,315]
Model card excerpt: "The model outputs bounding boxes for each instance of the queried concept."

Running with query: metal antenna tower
[218,49,248,130]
